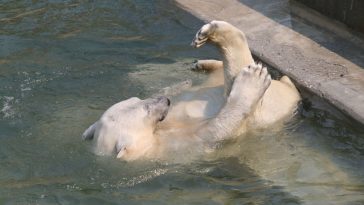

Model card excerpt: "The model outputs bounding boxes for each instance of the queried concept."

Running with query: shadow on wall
[295,0,364,34]
[239,0,364,68]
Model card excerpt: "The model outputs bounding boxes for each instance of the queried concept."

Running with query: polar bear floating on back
[82,21,300,160]
[83,64,271,161]
[81,21,358,203]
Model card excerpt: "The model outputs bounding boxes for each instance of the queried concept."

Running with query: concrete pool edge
[175,0,364,125]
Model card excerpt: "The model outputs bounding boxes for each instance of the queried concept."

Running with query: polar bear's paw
[229,63,271,108]
[191,20,236,48]
[191,22,215,48]
[192,59,223,72]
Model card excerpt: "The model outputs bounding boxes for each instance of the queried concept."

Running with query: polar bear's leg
[193,59,223,72]
[82,122,98,140]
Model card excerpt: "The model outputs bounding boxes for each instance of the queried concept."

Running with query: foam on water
[1,96,16,119]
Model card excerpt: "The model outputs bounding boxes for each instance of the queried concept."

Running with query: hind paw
[191,23,214,48]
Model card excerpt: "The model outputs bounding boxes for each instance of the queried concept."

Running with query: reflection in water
[0,1,363,204]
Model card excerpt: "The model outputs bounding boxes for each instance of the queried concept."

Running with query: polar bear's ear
[116,140,127,159]
[116,148,126,159]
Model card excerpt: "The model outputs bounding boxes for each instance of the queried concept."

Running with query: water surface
[1,1,363,204]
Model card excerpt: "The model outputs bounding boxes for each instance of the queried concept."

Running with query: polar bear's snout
[144,96,170,122]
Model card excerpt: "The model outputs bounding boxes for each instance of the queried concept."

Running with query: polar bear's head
[94,96,170,160]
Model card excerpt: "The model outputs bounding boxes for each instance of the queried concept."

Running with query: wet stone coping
[175,0,364,125]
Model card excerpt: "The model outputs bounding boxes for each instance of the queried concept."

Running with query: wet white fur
[83,65,271,161]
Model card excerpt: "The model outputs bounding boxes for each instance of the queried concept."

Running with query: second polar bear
[83,65,271,161]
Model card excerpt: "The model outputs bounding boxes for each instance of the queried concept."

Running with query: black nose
[156,96,170,106]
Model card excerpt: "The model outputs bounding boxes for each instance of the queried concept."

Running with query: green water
[1,1,363,204]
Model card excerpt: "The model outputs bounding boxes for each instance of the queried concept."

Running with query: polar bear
[167,21,300,130]
[83,64,271,161]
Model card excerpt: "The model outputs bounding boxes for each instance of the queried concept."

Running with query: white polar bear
[83,65,271,161]
[167,21,301,131]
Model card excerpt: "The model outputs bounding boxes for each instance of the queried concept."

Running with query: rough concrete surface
[175,0,364,125]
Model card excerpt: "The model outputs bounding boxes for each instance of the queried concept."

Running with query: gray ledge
[175,0,364,125]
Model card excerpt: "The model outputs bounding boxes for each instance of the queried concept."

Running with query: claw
[191,39,208,48]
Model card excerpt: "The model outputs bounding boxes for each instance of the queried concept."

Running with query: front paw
[191,59,223,72]
[229,63,271,105]
[191,22,215,48]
